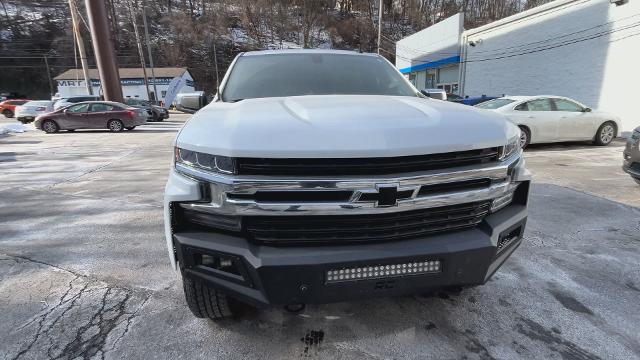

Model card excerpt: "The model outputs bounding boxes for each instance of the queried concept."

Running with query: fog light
[326,260,441,283]
[491,191,514,212]
[197,253,241,276]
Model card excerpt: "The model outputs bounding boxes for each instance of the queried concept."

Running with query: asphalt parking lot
[1,113,638,360]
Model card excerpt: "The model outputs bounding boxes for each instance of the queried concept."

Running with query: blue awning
[399,55,460,74]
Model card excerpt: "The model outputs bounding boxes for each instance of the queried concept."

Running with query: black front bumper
[174,195,528,308]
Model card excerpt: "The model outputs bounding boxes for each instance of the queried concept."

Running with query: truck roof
[241,49,379,57]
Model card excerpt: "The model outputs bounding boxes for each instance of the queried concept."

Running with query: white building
[396,0,639,132]
[53,67,195,103]
[396,13,463,94]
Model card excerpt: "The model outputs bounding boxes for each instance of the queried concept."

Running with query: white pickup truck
[165,50,530,319]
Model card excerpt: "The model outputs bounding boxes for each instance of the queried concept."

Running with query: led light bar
[491,191,514,213]
[326,260,441,283]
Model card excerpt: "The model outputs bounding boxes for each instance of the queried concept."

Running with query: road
[1,114,638,360]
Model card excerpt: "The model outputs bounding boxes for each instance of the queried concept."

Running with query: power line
[394,18,640,64]
[395,9,640,58]
[465,21,640,63]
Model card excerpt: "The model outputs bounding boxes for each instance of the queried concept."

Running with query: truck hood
[176,95,519,158]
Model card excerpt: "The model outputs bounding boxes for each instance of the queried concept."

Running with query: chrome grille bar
[175,153,523,217]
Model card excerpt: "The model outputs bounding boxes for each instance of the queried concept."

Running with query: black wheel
[42,120,59,133]
[2,109,13,118]
[152,112,159,122]
[18,120,28,124]
[518,126,531,149]
[125,126,136,130]
[594,122,616,146]
[107,119,124,132]
[182,274,238,320]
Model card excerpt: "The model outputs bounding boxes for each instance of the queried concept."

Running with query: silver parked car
[623,126,640,185]
[15,100,54,123]
[420,88,447,100]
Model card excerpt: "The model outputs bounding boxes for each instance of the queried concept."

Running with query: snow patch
[0,124,30,135]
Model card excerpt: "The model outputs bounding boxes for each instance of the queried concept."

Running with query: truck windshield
[221,53,418,101]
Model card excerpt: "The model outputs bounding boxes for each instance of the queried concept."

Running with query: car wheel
[152,112,159,122]
[2,109,13,118]
[42,120,59,134]
[594,122,616,146]
[518,126,531,149]
[182,274,240,320]
[107,119,124,132]
[125,126,136,130]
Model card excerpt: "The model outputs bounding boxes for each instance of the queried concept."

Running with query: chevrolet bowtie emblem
[356,183,416,207]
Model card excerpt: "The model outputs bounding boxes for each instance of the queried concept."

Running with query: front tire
[42,120,59,133]
[2,109,13,118]
[594,122,616,146]
[518,126,531,149]
[107,119,124,133]
[182,275,236,320]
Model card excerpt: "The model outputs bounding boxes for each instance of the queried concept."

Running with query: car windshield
[475,98,516,109]
[221,53,418,101]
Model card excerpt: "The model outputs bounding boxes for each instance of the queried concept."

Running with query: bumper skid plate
[174,202,527,308]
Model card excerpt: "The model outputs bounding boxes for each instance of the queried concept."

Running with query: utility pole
[377,0,383,54]
[43,55,54,97]
[85,0,123,102]
[68,0,93,95]
[128,0,151,101]
[142,0,158,102]
[212,36,220,95]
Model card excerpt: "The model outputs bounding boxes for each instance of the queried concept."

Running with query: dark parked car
[34,101,147,133]
[446,93,464,103]
[462,95,499,106]
[124,98,169,121]
[623,126,640,185]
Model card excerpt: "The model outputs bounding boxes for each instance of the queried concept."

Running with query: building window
[408,73,417,86]
[426,74,435,88]
[436,83,458,94]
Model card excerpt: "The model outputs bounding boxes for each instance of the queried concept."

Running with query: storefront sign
[58,77,176,87]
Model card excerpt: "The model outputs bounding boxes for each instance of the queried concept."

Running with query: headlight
[499,136,520,161]
[174,147,236,174]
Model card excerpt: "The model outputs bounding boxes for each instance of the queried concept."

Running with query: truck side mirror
[583,107,592,112]
[176,92,208,114]
[420,90,431,97]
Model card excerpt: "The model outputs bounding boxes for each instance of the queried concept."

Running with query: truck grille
[243,201,491,245]
[236,148,500,176]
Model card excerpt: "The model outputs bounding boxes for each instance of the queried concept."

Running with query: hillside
[0,0,549,98]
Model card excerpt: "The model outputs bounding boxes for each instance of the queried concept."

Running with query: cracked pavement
[1,114,639,359]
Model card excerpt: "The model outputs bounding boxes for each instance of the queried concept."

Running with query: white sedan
[475,96,620,148]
